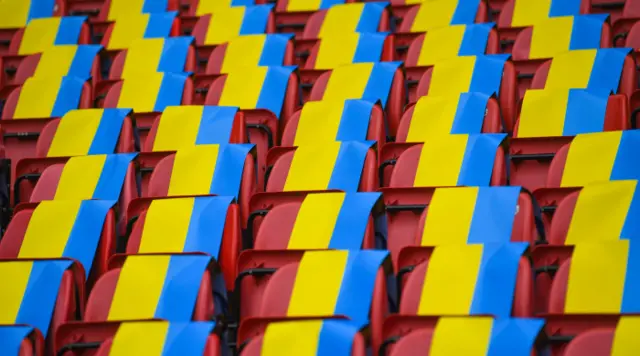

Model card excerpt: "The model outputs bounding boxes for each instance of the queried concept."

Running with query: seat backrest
[192,6,273,47]
[301,2,388,39]
[108,37,195,79]
[102,73,191,114]
[564,329,615,356]
[398,0,488,33]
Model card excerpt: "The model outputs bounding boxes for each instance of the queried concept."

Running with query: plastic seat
[203,34,294,75]
[300,2,390,39]
[563,328,631,356]
[611,0,640,46]
[0,326,44,356]
[273,0,353,38]
[594,0,629,25]
[180,0,258,17]
[66,0,179,27]
[0,0,66,56]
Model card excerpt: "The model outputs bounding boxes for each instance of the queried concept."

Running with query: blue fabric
[611,130,640,180]
[209,144,254,198]
[157,37,193,73]
[184,196,234,259]
[64,200,115,277]
[142,0,169,13]
[451,0,481,24]
[330,192,381,250]
[458,134,506,186]
[622,241,640,312]
[93,153,137,200]
[362,61,401,108]
[256,66,295,118]
[488,318,545,356]
[467,187,520,244]
[319,0,347,9]
[470,243,527,317]
[67,45,101,79]
[232,0,255,5]
[88,108,129,155]
[155,256,211,320]
[562,89,608,136]
[54,16,85,45]
[154,73,188,112]
[316,321,359,355]
[51,76,86,118]
[569,15,607,51]
[28,0,56,21]
[459,23,493,56]
[163,322,215,356]
[450,92,490,135]
[355,2,387,33]
[239,5,273,34]
[334,250,389,328]
[0,326,34,356]
[622,184,640,241]
[328,141,373,192]
[144,12,177,39]
[469,54,510,97]
[353,33,387,63]
[195,106,238,144]
[17,260,72,337]
[549,0,582,17]
[260,34,292,66]
[588,48,630,94]
[335,100,374,141]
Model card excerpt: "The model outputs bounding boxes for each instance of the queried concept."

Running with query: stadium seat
[180,0,258,17]
[203,34,294,75]
[563,319,640,356]
[0,0,66,56]
[67,0,179,22]
[611,0,640,46]
[0,326,44,356]
[592,0,628,24]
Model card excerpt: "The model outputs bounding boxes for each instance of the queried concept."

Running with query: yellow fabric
[315,33,360,70]
[511,0,552,27]
[19,200,82,258]
[565,240,628,313]
[122,38,165,78]
[417,25,466,66]
[117,73,163,113]
[18,17,61,55]
[411,0,459,33]
[288,192,346,249]
[0,261,32,324]
[565,181,637,243]
[429,56,476,96]
[109,321,169,356]
[413,135,468,187]
[204,6,245,45]
[47,109,103,157]
[611,317,640,356]
[517,88,570,138]
[406,95,461,142]
[261,321,323,356]
[168,145,220,196]
[529,16,573,59]
[318,3,365,38]
[418,244,483,315]
[13,76,62,119]
[218,66,267,109]
[0,0,30,29]
[294,101,345,145]
[196,0,234,16]
[322,63,373,102]
[287,0,322,12]
[429,317,493,356]
[545,49,596,90]
[54,154,107,200]
[32,45,78,79]
[139,198,194,253]
[287,250,348,317]
[108,255,171,320]
[561,131,622,187]
[283,143,341,192]
[107,13,150,50]
[421,187,478,246]
[221,35,267,74]
[153,106,204,152]
[108,0,145,21]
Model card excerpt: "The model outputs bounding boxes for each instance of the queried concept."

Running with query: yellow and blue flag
[287,250,388,328]
[428,317,545,356]
[153,106,239,152]
[419,187,520,246]
[0,326,37,356]
[121,37,193,79]
[428,54,510,97]
[286,0,346,12]
[108,321,216,356]
[528,15,607,60]
[107,0,173,21]
[316,2,388,39]
[217,34,292,74]
[410,0,481,33]
[167,144,254,199]
[46,108,129,157]
[415,23,494,66]
[260,320,358,356]
[196,0,255,16]
[321,62,401,108]
[287,192,381,250]
[12,76,86,119]
[406,93,490,142]
[510,0,582,27]
[313,32,388,70]
[19,200,115,277]
[611,317,640,355]
[0,0,55,29]
[417,243,527,318]
[561,130,640,187]
[116,72,189,113]
[218,66,295,118]
[0,260,72,336]
[413,134,506,187]
[545,48,631,93]
[18,16,86,55]
[564,240,640,314]
[53,153,137,201]
[107,12,177,51]
[293,100,374,145]
[31,45,101,79]
[283,141,373,192]
[203,5,273,46]
[136,196,234,258]
[518,88,609,138]
[107,255,212,321]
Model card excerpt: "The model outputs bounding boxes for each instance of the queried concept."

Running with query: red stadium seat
[593,0,628,24]
[273,0,355,37]
[563,329,617,356]
[66,0,179,24]
[203,35,295,75]
[0,1,67,56]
